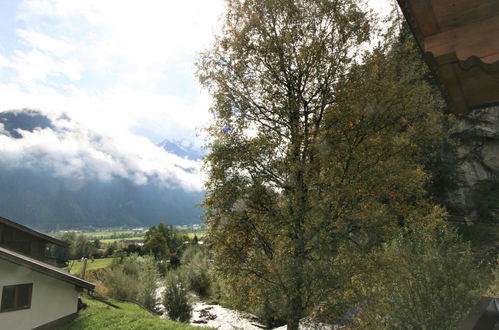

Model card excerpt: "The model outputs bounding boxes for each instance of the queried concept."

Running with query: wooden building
[397,0,499,114]
[0,216,68,266]
[0,216,94,330]
[397,1,499,329]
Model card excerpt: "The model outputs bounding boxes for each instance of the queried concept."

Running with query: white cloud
[0,110,205,191]
[16,0,225,75]
[0,0,223,191]
[11,49,83,84]
[0,54,10,68]
[17,29,74,56]
[6,0,223,140]
[0,0,392,192]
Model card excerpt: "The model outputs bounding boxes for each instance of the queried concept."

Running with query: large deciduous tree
[198,1,445,328]
[144,222,185,264]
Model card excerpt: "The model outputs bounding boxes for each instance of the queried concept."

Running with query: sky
[0,0,392,191]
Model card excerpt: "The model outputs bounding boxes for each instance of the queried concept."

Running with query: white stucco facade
[0,259,79,330]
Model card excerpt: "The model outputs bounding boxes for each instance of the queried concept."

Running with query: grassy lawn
[183,232,206,239]
[67,257,118,275]
[58,298,208,330]
[84,230,142,238]
[100,237,145,244]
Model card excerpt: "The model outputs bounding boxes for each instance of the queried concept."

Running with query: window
[1,283,32,312]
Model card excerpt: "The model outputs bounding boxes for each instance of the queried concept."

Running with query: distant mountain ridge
[0,109,205,231]
[0,109,56,138]
[157,139,205,161]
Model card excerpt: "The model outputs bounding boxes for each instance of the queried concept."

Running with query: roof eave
[0,247,95,291]
[0,216,69,248]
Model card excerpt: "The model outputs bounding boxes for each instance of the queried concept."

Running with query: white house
[0,217,94,330]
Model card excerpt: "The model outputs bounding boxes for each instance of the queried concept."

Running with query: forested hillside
[0,110,204,230]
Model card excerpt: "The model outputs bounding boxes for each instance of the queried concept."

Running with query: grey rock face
[448,105,499,219]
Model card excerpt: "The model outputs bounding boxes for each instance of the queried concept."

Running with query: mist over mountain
[0,109,205,231]
[0,109,56,138]
[157,139,205,160]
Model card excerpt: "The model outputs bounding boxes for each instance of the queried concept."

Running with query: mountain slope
[157,139,205,160]
[0,109,205,231]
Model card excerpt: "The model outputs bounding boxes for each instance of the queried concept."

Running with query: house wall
[0,259,78,330]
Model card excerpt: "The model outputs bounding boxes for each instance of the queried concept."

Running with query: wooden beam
[430,0,499,32]
[424,13,499,62]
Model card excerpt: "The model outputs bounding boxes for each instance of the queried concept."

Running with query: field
[50,225,207,249]
[58,297,209,330]
[67,257,118,275]
[100,237,145,244]
[83,230,144,238]
[83,230,145,241]
[184,232,206,239]
[53,225,206,244]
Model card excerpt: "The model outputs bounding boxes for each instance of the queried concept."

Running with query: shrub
[181,246,211,297]
[101,254,159,308]
[137,255,160,312]
[102,264,140,301]
[355,224,485,330]
[487,257,499,296]
[163,272,192,323]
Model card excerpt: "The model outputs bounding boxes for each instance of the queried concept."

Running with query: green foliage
[52,232,97,261]
[51,233,72,263]
[144,232,170,259]
[93,238,101,249]
[487,258,499,297]
[145,223,183,253]
[144,222,187,264]
[255,292,287,328]
[101,255,159,311]
[197,1,448,328]
[180,245,211,297]
[137,255,160,312]
[105,241,118,257]
[354,224,484,330]
[457,223,499,262]
[472,180,499,223]
[58,297,205,330]
[103,262,140,302]
[67,257,118,275]
[163,272,192,323]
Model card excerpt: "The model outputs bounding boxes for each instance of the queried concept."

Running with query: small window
[0,283,33,312]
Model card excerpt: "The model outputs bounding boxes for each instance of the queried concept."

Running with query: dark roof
[0,216,69,247]
[0,246,95,290]
[397,0,499,114]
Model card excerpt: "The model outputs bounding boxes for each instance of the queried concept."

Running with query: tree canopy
[198,1,475,328]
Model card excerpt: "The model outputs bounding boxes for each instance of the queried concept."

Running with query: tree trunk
[286,289,303,330]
